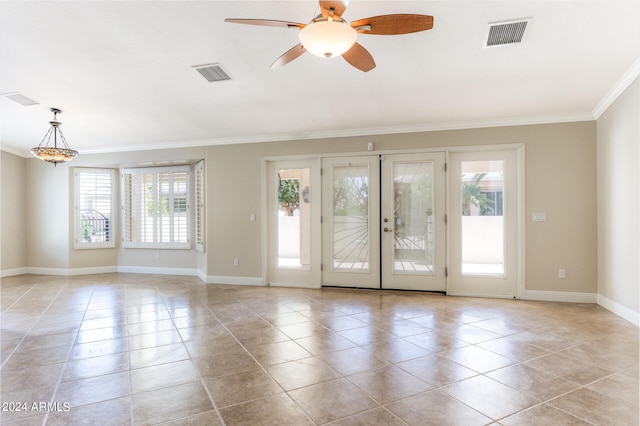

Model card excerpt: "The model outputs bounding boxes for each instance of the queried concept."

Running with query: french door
[321,153,446,291]
[266,148,522,296]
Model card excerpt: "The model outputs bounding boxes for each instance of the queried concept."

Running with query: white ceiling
[1,1,639,157]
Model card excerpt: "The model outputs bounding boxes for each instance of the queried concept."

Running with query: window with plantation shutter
[121,166,191,249]
[195,160,205,252]
[75,168,116,249]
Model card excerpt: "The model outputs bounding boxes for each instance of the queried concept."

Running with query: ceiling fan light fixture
[299,19,357,58]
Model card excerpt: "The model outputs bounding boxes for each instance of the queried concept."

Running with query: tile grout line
[157,283,226,426]
[0,279,39,313]
[41,278,88,425]
[205,292,333,425]
[127,282,135,426]
[0,280,48,370]
[46,280,130,424]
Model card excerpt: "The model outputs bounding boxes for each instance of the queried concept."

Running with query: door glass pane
[278,168,311,269]
[332,164,370,272]
[461,160,505,275]
[393,161,434,274]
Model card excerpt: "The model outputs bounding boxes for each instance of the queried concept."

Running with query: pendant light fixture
[31,108,78,166]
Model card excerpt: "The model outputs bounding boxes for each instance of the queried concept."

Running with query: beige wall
[520,123,598,293]
[25,159,70,270]
[1,120,598,297]
[1,151,27,273]
[206,143,264,279]
[597,76,640,319]
[257,121,597,293]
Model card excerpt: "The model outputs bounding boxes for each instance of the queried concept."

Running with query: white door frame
[446,145,525,299]
[263,144,524,297]
[264,158,322,288]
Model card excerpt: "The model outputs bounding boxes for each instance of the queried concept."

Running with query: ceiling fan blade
[319,0,349,18]
[224,18,306,29]
[350,14,434,35]
[271,44,307,68]
[342,42,375,72]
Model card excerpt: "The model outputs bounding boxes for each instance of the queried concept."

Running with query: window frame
[194,160,206,252]
[74,168,116,250]
[121,165,191,250]
[480,190,504,216]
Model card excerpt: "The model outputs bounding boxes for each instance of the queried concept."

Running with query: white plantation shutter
[195,160,205,252]
[121,166,191,249]
[75,168,115,249]
[121,172,135,244]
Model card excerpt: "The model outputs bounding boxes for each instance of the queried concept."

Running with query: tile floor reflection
[1,273,638,425]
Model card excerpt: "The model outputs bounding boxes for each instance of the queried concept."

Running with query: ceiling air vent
[193,63,231,82]
[3,92,39,106]
[485,19,529,47]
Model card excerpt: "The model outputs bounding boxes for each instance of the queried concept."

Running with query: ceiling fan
[225,0,434,72]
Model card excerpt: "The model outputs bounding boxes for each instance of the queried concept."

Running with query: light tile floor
[1,273,638,425]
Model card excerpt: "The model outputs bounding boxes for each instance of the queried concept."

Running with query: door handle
[383,227,393,233]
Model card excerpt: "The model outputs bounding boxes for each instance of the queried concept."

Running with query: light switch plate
[532,212,546,222]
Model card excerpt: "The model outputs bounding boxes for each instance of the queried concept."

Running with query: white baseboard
[1,266,209,282]
[522,290,597,303]
[597,294,640,326]
[116,266,199,277]
[1,267,28,278]
[69,266,118,275]
[447,291,516,299]
[17,267,71,276]
[206,275,264,286]
[267,281,322,289]
[10,266,119,276]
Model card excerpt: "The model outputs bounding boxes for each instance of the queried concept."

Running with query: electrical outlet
[233,258,239,267]
[558,269,566,279]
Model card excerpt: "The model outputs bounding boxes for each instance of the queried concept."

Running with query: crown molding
[0,144,30,158]
[74,113,594,155]
[593,57,640,118]
[2,111,596,158]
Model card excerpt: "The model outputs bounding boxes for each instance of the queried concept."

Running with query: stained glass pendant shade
[31,108,78,166]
